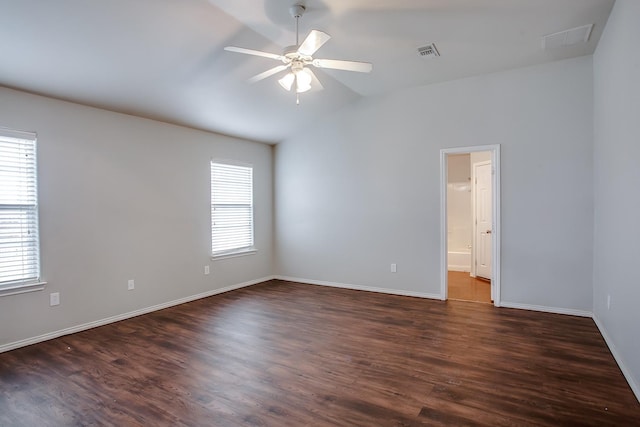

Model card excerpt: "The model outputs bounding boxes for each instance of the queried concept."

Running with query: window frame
[0,127,46,297]
[210,160,256,260]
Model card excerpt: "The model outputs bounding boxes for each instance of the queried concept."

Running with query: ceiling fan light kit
[278,65,312,93]
[224,3,372,104]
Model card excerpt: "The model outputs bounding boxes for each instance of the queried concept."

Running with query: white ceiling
[0,0,614,144]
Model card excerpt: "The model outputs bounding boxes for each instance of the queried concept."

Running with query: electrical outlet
[204,265,210,275]
[127,279,135,290]
[391,263,397,273]
[50,292,60,306]
[607,294,611,310]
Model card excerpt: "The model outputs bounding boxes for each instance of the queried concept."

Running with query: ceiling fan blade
[247,65,290,84]
[312,58,373,73]
[297,30,331,56]
[224,46,283,61]
[305,68,324,92]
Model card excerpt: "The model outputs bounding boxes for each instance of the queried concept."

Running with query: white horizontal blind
[211,162,254,256]
[0,129,40,286]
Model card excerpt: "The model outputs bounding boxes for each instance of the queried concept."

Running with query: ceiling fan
[224,4,372,103]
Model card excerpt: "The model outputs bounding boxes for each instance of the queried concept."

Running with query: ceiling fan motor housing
[282,45,312,64]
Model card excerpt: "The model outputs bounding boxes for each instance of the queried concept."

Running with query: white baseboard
[275,275,442,300]
[0,276,275,354]
[592,315,640,403]
[499,301,593,318]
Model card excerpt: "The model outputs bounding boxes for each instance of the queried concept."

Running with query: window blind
[211,161,254,256]
[0,129,40,286]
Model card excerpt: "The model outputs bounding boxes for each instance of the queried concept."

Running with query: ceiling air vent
[417,43,440,59]
[543,24,593,49]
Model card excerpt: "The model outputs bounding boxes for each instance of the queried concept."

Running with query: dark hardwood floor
[1,279,639,426]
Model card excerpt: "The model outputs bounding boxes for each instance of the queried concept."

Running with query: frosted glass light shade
[295,69,312,93]
[278,73,295,91]
[278,68,313,93]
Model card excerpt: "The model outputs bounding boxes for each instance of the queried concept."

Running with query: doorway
[440,145,501,306]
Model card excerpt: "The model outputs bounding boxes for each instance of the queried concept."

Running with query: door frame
[440,144,501,306]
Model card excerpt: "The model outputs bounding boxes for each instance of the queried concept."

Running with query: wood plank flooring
[448,271,492,303]
[1,279,639,426]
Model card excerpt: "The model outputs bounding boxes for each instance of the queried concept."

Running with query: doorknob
[486,230,492,234]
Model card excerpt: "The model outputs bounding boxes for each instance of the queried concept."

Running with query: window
[210,161,254,258]
[0,128,43,296]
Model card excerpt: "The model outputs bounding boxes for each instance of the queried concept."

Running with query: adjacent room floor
[1,279,639,426]
[448,270,492,303]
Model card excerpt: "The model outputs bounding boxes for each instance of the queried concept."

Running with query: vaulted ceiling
[0,0,614,143]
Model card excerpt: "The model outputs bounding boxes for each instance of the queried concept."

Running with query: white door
[474,162,492,281]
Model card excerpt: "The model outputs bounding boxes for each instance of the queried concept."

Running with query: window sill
[0,281,47,297]
[211,248,257,261]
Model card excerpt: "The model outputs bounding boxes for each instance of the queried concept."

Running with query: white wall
[447,154,472,253]
[593,0,640,398]
[275,56,594,310]
[0,87,273,348]
[470,151,491,165]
